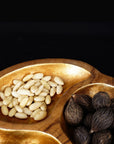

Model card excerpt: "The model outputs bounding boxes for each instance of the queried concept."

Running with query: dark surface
[0,19,114,77]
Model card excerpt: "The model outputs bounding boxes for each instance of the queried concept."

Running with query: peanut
[4,87,11,97]
[15,112,27,119]
[33,110,47,121]
[1,105,9,116]
[9,108,16,117]
[0,72,64,121]
[54,76,64,85]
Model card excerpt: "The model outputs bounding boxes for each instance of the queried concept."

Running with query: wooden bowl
[0,128,61,144]
[0,58,113,144]
[61,83,114,143]
[73,83,114,99]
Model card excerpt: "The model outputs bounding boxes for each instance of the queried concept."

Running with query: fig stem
[90,129,94,134]
[71,94,75,98]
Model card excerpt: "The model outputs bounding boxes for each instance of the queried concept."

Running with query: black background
[0,15,114,77]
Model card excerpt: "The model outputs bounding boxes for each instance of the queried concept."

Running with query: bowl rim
[74,82,114,93]
[0,58,96,77]
[0,127,62,144]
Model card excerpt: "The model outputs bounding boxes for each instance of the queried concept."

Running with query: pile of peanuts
[0,73,64,121]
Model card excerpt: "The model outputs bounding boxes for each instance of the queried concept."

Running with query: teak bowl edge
[0,58,113,144]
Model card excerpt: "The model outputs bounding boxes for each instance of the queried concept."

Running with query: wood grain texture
[0,58,113,144]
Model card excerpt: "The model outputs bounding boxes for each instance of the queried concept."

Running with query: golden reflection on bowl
[0,128,61,144]
[0,63,91,124]
[0,63,91,91]
[73,83,114,99]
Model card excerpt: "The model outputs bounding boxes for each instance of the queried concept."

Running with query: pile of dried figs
[64,91,114,144]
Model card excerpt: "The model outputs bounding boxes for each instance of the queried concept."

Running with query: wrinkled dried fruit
[110,118,114,129]
[92,91,111,109]
[90,108,113,133]
[83,113,93,129]
[64,97,83,126]
[111,98,114,111]
[92,130,112,144]
[64,91,113,144]
[72,94,92,111]
[73,126,90,144]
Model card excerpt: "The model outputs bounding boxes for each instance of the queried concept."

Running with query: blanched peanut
[40,102,47,111]
[30,85,38,93]
[3,96,12,105]
[34,81,41,87]
[0,92,5,100]
[56,85,63,94]
[42,88,49,93]
[35,85,44,95]
[42,76,51,81]
[8,102,13,108]
[12,91,20,98]
[29,102,42,111]
[0,73,64,121]
[17,89,34,96]
[4,87,11,97]
[18,84,25,90]
[41,80,50,90]
[34,96,45,102]
[13,81,23,91]
[26,96,34,106]
[39,92,48,97]
[24,80,35,89]
[9,108,16,117]
[20,97,28,108]
[48,81,57,87]
[15,112,27,119]
[31,108,41,118]
[15,105,23,113]
[33,110,47,121]
[54,76,64,85]
[45,95,51,105]
[33,73,44,80]
[13,79,21,85]
[1,105,8,116]
[23,107,32,115]
[18,95,27,103]
[23,74,33,82]
[50,87,56,97]
[12,98,18,106]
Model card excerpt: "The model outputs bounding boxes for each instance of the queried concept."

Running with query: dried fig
[111,98,114,111]
[64,97,83,126]
[110,118,114,129]
[72,94,92,111]
[83,113,93,129]
[92,91,111,109]
[92,130,112,144]
[90,108,113,133]
[73,126,90,144]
